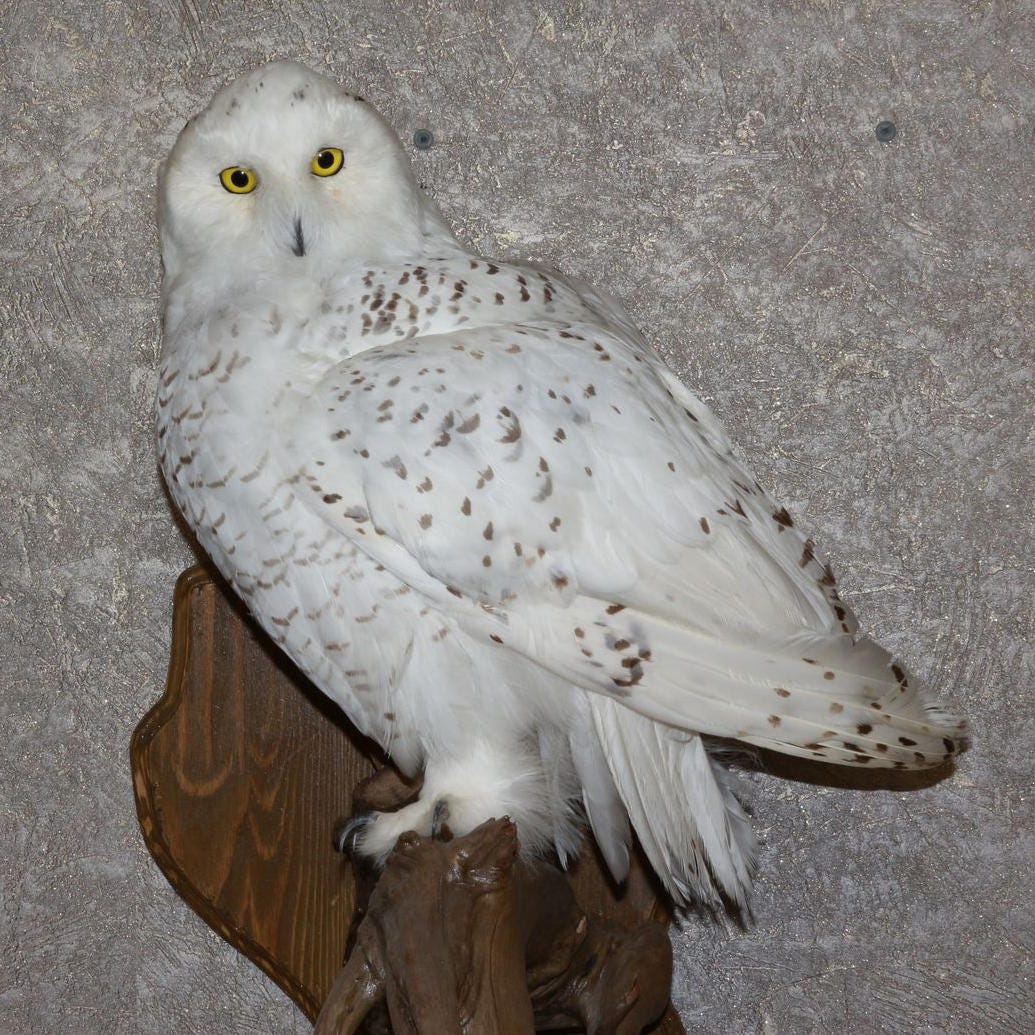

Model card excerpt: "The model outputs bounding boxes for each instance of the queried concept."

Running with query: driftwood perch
[316,771,672,1034]
[132,567,685,1033]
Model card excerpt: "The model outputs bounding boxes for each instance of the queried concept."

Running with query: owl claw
[334,812,373,855]
[431,799,453,841]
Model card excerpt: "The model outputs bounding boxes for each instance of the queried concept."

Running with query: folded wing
[280,320,966,773]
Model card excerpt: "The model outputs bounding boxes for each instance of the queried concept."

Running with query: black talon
[334,812,373,855]
[431,800,453,841]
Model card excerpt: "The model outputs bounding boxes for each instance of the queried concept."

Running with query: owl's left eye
[311,147,344,177]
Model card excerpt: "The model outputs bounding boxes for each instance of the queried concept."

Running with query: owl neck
[160,222,466,335]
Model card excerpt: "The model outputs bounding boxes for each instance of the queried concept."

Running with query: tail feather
[588,696,757,909]
[537,723,583,868]
[567,697,632,881]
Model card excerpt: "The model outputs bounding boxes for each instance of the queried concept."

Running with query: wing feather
[278,317,965,771]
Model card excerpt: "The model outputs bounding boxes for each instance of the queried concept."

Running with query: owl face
[159,62,452,282]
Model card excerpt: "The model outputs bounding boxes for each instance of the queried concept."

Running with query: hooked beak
[291,216,306,257]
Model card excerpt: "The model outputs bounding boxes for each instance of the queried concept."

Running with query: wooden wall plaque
[131,566,685,1032]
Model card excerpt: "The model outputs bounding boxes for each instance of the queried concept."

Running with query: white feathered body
[156,62,964,908]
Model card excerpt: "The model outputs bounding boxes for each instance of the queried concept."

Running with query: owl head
[159,62,456,284]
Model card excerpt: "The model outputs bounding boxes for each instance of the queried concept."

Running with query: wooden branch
[316,807,672,1034]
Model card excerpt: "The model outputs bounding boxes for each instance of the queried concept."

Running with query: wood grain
[132,567,684,1032]
[132,566,377,1018]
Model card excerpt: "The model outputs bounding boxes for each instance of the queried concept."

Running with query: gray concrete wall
[1,2,1032,1031]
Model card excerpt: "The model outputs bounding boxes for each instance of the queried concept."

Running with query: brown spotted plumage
[156,61,966,911]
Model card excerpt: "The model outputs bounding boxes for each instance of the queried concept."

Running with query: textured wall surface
[1,2,1032,1032]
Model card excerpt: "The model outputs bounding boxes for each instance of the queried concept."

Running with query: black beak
[291,217,306,257]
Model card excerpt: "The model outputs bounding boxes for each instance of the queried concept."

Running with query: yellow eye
[311,146,344,177]
[219,166,258,194]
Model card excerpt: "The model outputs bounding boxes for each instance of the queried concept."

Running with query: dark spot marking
[499,410,522,443]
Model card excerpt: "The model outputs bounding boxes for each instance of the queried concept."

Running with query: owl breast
[155,256,601,756]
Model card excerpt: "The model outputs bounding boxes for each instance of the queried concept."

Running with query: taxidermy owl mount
[156,61,966,912]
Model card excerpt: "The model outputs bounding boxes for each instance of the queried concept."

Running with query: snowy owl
[156,61,965,909]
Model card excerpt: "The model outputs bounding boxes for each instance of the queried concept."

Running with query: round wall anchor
[875,120,897,142]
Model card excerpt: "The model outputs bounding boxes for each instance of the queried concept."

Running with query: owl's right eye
[219,166,258,194]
